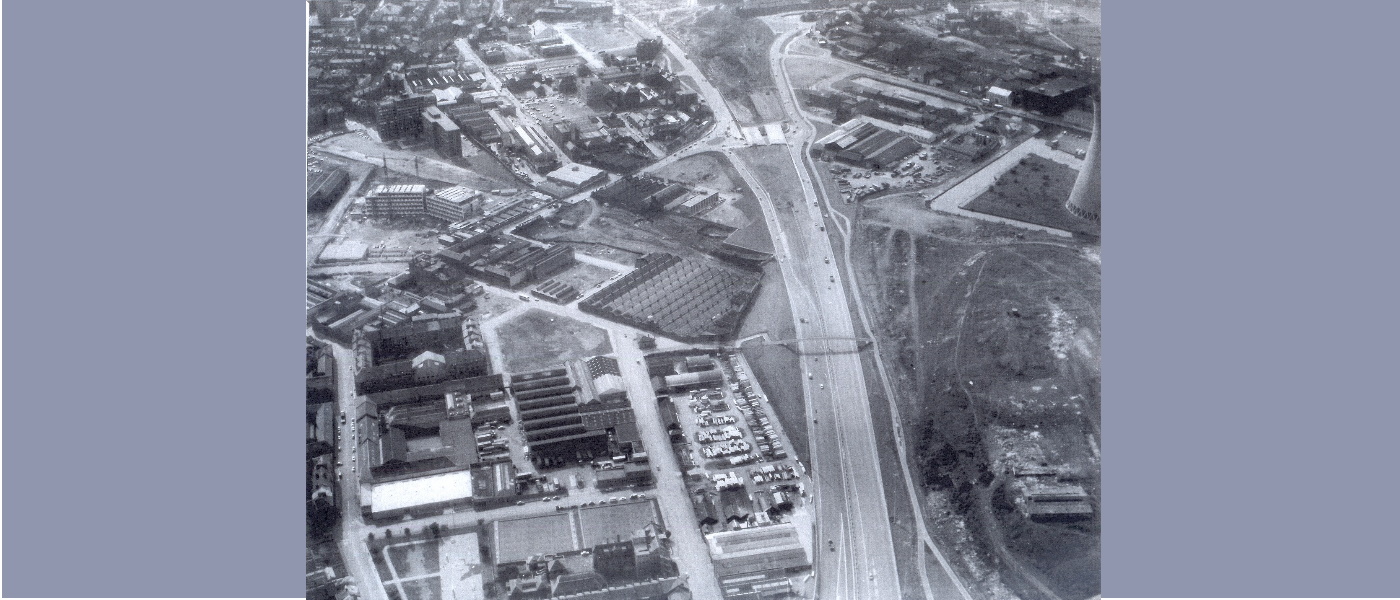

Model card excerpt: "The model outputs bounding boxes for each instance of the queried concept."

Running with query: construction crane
[379,153,423,178]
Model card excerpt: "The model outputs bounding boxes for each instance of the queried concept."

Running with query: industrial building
[705,523,810,579]
[659,369,724,392]
[362,470,474,520]
[546,163,609,190]
[511,367,611,466]
[352,314,490,394]
[438,235,575,289]
[1019,76,1094,116]
[1022,483,1094,522]
[306,167,350,212]
[532,279,582,304]
[511,361,645,468]
[591,175,674,213]
[580,253,762,343]
[445,103,504,144]
[814,117,922,170]
[942,131,999,161]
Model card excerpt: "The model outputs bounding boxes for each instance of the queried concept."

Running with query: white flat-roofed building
[427,185,482,222]
[986,86,1014,105]
[545,163,608,189]
[365,470,474,520]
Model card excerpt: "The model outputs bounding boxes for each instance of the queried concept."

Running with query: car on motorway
[807,373,814,379]
[824,257,830,264]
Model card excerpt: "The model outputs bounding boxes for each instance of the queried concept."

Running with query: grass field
[653,152,743,193]
[568,23,640,52]
[962,155,1088,234]
[738,261,805,463]
[782,56,850,92]
[388,541,440,579]
[400,578,442,600]
[497,308,613,372]
[735,145,805,210]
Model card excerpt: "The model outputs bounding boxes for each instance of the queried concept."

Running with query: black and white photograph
[304,1,1101,599]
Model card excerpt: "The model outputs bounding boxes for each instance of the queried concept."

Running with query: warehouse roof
[368,470,473,515]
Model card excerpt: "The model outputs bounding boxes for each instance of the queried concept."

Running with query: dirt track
[852,211,1101,600]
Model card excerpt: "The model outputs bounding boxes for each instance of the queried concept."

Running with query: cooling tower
[1066,100,1101,222]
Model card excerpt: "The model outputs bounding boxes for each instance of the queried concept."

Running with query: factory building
[1019,77,1094,116]
[815,117,922,170]
[706,523,810,579]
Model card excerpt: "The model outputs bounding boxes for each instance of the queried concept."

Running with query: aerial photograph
[304,1,1101,599]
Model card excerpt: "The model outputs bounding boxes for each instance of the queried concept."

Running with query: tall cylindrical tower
[1066,100,1101,222]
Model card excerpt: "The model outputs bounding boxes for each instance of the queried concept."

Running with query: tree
[307,498,341,541]
[558,75,578,95]
[636,38,663,63]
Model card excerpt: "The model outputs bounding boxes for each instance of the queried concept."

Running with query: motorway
[620,13,916,599]
[768,24,977,600]
[319,12,982,600]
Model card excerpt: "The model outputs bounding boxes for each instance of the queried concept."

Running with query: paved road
[611,330,724,600]
[767,24,978,600]
[621,15,909,598]
[325,340,390,600]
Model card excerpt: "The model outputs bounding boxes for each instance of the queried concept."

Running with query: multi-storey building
[364,184,431,219]
[420,105,463,159]
[425,186,480,223]
[373,93,434,141]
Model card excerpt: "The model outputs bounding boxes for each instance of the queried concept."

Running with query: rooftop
[546,163,608,187]
[368,470,473,514]
[1026,76,1089,97]
[434,185,480,206]
[372,184,429,196]
[706,523,806,560]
